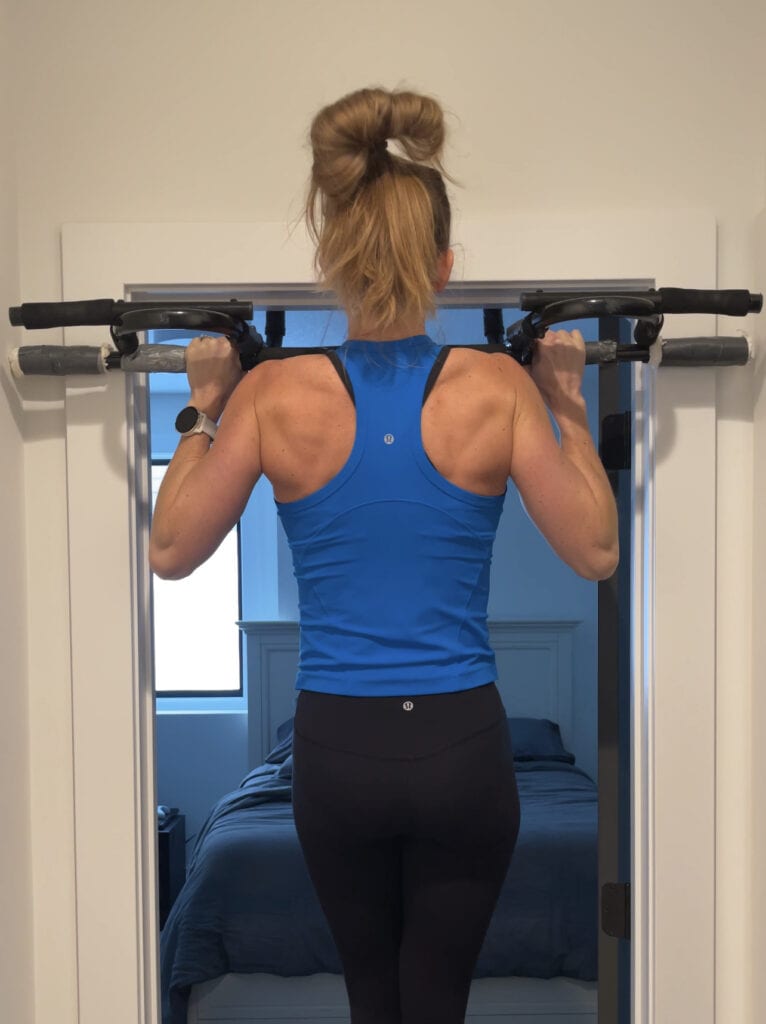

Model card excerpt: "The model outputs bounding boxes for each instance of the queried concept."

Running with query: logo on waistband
[384,434,395,445]
[403,700,414,711]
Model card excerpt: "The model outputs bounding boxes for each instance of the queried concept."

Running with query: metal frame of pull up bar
[7,287,762,378]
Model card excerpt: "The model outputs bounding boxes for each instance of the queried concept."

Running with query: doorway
[147,298,632,1023]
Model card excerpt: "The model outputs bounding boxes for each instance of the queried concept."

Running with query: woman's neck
[345,315,426,341]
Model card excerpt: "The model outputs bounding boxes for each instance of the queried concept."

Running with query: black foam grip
[658,289,757,316]
[9,299,117,329]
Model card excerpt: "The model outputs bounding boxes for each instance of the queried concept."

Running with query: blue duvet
[160,726,597,1024]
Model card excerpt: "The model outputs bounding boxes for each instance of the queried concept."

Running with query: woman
[149,87,618,1024]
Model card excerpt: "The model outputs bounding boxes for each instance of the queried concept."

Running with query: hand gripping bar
[506,290,762,365]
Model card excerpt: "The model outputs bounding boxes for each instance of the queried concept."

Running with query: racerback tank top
[274,334,507,696]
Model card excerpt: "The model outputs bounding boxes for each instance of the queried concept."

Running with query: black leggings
[291,681,521,1024]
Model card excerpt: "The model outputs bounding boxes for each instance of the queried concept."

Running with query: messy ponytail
[304,86,454,330]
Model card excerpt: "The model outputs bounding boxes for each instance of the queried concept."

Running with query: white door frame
[53,211,720,1023]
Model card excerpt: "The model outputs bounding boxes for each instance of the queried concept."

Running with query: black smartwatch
[174,406,218,441]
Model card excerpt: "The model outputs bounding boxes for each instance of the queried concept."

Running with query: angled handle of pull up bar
[506,288,762,365]
[8,303,266,371]
[108,308,265,370]
[505,296,661,365]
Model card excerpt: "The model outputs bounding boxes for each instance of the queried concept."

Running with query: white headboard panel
[239,620,592,774]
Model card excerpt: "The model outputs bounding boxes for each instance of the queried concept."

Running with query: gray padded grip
[11,344,107,377]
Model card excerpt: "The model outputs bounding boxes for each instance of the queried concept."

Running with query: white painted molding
[58,210,718,1024]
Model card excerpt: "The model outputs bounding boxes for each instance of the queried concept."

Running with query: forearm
[550,395,619,557]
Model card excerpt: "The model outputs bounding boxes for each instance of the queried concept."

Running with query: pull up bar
[8,287,761,378]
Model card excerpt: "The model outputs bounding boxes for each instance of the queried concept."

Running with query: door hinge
[601,881,631,939]
[600,412,632,471]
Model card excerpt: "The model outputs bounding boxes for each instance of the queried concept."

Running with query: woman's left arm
[149,335,263,580]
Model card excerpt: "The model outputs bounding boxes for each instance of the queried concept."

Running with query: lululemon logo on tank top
[384,434,395,445]
[403,700,414,711]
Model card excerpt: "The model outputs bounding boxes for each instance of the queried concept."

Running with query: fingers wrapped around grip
[186,334,245,413]
[528,328,587,409]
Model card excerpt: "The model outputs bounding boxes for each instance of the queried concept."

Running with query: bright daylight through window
[150,462,241,695]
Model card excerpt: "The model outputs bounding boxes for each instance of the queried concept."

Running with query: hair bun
[388,90,445,164]
[309,87,446,204]
[303,85,454,331]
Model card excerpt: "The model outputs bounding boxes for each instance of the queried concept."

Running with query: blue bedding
[160,720,597,1024]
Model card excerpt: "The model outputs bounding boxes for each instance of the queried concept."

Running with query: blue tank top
[274,334,507,696]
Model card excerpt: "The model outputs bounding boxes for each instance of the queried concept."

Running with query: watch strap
[176,406,218,440]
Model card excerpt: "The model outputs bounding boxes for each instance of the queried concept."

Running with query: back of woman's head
[304,87,453,330]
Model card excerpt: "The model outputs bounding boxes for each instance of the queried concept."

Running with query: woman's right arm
[505,329,619,581]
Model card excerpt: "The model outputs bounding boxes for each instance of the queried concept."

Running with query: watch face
[175,406,199,433]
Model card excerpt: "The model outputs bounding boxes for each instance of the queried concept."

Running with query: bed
[160,713,598,1024]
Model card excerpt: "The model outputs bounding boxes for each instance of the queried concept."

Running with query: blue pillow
[276,717,294,744]
[263,731,292,765]
[508,716,575,764]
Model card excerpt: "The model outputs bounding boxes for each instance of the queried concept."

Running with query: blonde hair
[304,86,454,330]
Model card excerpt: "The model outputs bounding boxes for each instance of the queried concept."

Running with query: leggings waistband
[293,681,506,760]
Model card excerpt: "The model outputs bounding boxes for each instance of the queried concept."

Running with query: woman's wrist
[189,390,226,421]
[545,391,587,422]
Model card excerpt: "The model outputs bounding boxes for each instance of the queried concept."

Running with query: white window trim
[49,211,723,1023]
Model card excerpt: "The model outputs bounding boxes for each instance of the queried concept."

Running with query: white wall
[751,201,766,1016]
[6,1,766,1021]
[0,0,33,1020]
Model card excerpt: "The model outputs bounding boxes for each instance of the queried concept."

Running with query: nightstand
[157,812,186,929]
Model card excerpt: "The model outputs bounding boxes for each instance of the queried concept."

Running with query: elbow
[149,521,195,579]
[578,543,620,582]
[148,544,192,581]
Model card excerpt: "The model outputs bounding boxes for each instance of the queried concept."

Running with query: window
[150,461,243,696]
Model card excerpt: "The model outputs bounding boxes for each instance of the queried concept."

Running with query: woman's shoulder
[250,352,343,416]
[449,346,524,412]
